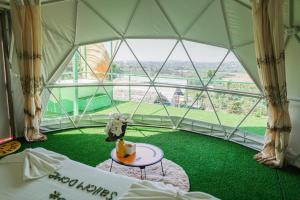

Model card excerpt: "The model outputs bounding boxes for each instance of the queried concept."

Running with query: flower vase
[116,138,126,158]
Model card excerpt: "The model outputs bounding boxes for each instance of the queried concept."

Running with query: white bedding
[121,181,218,200]
[0,148,137,200]
[0,148,219,200]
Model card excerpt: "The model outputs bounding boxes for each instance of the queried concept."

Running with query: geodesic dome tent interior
[0,0,300,165]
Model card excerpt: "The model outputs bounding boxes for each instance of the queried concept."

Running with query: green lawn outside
[44,100,267,136]
[92,101,267,136]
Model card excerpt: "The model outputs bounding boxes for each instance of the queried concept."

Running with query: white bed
[0,148,218,200]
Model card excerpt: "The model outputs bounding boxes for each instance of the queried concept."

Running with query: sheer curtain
[252,0,291,167]
[11,0,47,141]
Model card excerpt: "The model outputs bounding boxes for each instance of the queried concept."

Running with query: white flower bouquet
[104,113,131,142]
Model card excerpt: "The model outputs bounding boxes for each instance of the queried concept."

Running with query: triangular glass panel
[105,42,151,84]
[77,40,121,83]
[238,99,267,137]
[183,40,228,85]
[132,87,173,127]
[78,86,119,125]
[207,92,260,134]
[42,89,65,120]
[126,39,177,80]
[108,85,150,117]
[98,86,148,117]
[207,52,260,94]
[41,88,76,130]
[155,42,203,87]
[177,91,222,134]
[76,86,100,116]
[90,86,119,115]
[53,86,100,126]
[155,87,191,125]
[55,51,99,84]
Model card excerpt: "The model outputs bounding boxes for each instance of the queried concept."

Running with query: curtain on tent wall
[252,0,291,167]
[10,0,47,141]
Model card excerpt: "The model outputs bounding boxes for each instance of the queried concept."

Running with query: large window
[42,39,266,147]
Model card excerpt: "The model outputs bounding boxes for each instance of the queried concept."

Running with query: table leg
[140,168,143,180]
[139,167,147,180]
[109,160,113,172]
[161,160,165,176]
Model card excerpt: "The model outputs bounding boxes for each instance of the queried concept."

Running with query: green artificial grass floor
[19,126,300,200]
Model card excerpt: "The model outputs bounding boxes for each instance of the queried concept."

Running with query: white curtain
[251,0,291,167]
[11,0,47,141]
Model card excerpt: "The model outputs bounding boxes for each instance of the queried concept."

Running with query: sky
[103,39,238,63]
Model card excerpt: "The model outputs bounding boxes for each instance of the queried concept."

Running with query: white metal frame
[43,36,266,147]
[37,0,268,149]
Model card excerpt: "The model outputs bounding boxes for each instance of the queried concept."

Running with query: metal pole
[73,53,79,117]
[84,46,87,79]
[129,73,131,101]
[47,82,263,99]
[59,87,62,116]
[0,12,15,136]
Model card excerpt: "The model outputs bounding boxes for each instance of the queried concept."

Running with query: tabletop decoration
[116,139,136,158]
[104,113,130,142]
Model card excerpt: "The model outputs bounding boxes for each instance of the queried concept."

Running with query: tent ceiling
[295,0,300,25]
[42,0,76,44]
[0,0,64,3]
[7,0,300,92]
[184,0,230,48]
[125,0,177,38]
[75,1,120,43]
[158,0,212,35]
[86,0,138,35]
[35,0,264,88]
[223,0,253,47]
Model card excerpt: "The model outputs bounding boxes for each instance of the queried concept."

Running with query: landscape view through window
[43,39,266,142]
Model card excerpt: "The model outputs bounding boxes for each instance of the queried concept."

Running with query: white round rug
[97,158,190,192]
